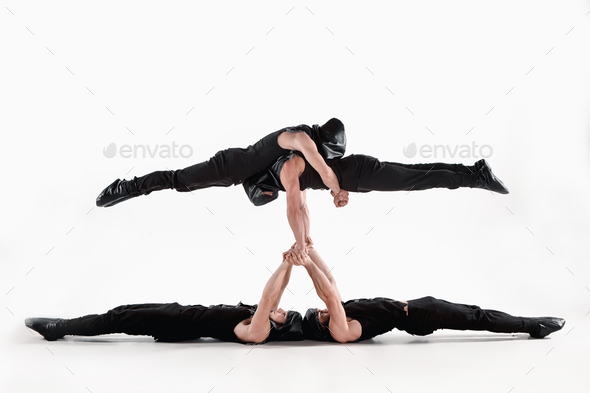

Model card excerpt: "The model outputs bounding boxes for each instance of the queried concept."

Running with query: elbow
[250,334,268,344]
[332,334,349,344]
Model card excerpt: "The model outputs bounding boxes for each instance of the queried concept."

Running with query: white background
[1,1,590,392]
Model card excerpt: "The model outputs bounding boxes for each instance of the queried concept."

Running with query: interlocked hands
[331,189,349,208]
[283,237,314,265]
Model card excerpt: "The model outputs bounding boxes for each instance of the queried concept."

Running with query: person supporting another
[285,242,564,343]
[25,258,302,344]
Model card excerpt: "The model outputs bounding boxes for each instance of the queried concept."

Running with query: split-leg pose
[285,243,564,343]
[95,118,347,211]
[25,258,302,344]
[245,154,508,253]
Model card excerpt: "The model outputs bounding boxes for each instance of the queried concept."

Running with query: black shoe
[474,159,487,172]
[25,318,66,341]
[473,160,509,194]
[96,178,139,207]
[466,159,486,175]
[529,317,566,339]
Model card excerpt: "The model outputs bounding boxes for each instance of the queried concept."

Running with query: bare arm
[280,158,307,252]
[300,190,310,240]
[307,247,342,302]
[235,260,293,343]
[278,132,341,195]
[271,261,293,311]
[294,254,359,342]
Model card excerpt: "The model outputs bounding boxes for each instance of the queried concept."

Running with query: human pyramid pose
[26,119,564,344]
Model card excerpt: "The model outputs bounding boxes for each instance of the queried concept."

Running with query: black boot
[96,178,140,207]
[473,160,509,194]
[96,170,176,207]
[25,318,66,341]
[528,317,565,338]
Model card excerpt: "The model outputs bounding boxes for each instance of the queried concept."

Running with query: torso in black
[242,119,347,206]
[342,297,409,341]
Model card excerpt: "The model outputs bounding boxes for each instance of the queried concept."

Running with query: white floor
[2,1,590,392]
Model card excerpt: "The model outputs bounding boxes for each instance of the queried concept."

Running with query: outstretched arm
[300,190,311,240]
[307,247,342,302]
[292,253,359,343]
[236,260,293,343]
[281,158,308,252]
[271,260,293,311]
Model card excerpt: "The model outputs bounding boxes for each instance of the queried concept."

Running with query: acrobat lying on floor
[26,243,564,344]
[284,242,564,343]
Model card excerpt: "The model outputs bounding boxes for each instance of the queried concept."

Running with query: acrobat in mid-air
[95,118,508,253]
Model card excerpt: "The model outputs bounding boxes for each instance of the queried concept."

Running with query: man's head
[302,308,333,341]
[269,308,289,325]
[267,309,304,341]
[318,118,346,160]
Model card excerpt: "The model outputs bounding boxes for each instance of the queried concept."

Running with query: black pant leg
[355,155,476,192]
[62,303,186,337]
[132,147,242,195]
[134,171,176,194]
[387,162,475,174]
[405,296,535,336]
[172,149,236,192]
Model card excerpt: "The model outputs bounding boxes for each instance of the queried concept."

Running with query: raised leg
[385,162,475,174]
[354,155,477,192]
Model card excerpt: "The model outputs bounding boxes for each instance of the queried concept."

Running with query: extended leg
[26,303,191,340]
[386,162,475,174]
[354,156,476,192]
[96,150,235,207]
[353,155,507,194]
[405,296,564,338]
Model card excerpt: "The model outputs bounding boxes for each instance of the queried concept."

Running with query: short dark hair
[302,308,332,341]
[267,311,304,341]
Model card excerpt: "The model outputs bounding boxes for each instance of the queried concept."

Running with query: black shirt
[342,298,409,341]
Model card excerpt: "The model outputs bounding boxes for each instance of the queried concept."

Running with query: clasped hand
[331,189,349,208]
[283,237,313,266]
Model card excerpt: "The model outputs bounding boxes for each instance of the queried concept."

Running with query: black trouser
[405,296,536,336]
[336,155,477,193]
[61,303,197,340]
[133,129,291,194]
[135,153,234,195]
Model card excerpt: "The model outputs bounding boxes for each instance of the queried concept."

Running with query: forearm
[307,248,334,284]
[320,168,341,195]
[281,262,293,290]
[307,248,342,301]
[304,260,335,303]
[300,203,311,240]
[287,207,307,250]
[261,261,291,301]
